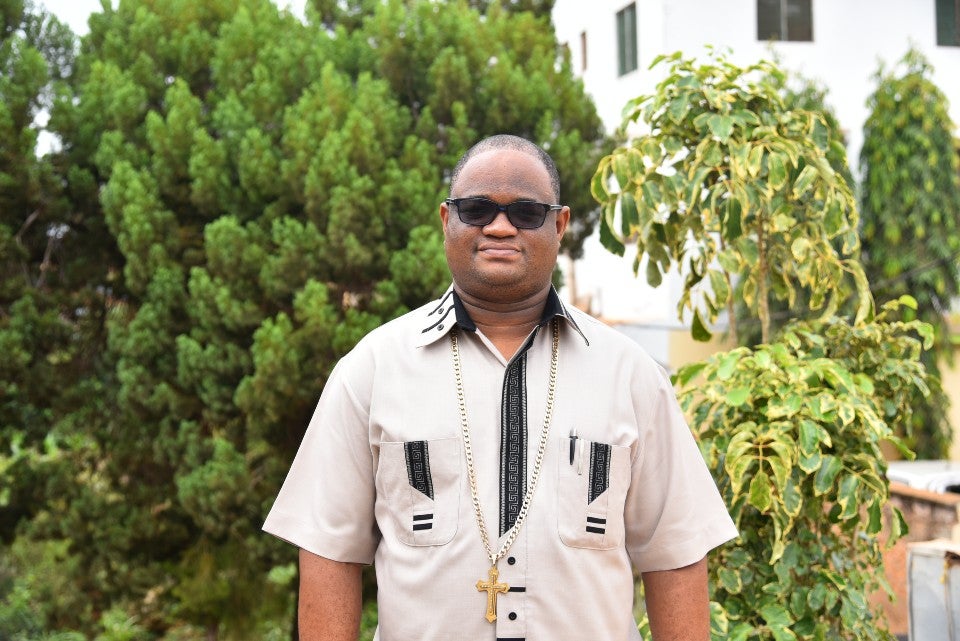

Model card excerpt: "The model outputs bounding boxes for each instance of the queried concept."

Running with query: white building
[553,0,960,365]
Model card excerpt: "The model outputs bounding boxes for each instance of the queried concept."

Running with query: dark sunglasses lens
[456,198,497,225]
[506,202,547,229]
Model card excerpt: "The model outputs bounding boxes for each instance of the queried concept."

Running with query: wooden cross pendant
[476,565,510,623]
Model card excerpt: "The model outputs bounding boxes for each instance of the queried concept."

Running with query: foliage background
[592,51,936,641]
[859,48,960,459]
[0,0,608,638]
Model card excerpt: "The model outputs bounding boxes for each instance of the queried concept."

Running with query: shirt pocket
[556,437,631,550]
[377,437,461,546]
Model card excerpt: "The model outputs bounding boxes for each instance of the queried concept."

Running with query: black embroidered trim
[497,638,525,641]
[586,516,607,524]
[412,511,433,531]
[588,442,612,504]
[586,525,606,534]
[507,586,526,592]
[500,353,528,535]
[404,441,434,499]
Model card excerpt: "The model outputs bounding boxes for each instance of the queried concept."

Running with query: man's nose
[482,211,518,235]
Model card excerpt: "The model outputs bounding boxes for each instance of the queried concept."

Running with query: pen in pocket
[569,428,578,465]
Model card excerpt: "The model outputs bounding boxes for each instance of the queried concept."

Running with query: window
[757,0,813,42]
[616,3,638,76]
[937,0,960,46]
[580,30,588,71]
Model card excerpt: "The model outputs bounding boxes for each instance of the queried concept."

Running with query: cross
[476,565,510,623]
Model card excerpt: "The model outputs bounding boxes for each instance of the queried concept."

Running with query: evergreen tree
[4,0,607,638]
[0,1,118,637]
[860,48,960,458]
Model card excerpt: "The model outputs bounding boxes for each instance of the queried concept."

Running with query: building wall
[554,0,960,166]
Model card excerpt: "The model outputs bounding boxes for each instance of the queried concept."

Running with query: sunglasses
[445,197,562,230]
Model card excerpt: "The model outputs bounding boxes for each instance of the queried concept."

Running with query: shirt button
[509,612,518,621]
[507,556,516,565]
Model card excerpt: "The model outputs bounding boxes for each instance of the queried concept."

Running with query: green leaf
[791,237,812,261]
[748,471,773,512]
[699,139,725,167]
[897,294,918,309]
[729,622,755,641]
[783,478,802,517]
[867,500,882,535]
[726,386,750,406]
[591,163,610,201]
[813,455,842,495]
[708,269,730,307]
[645,258,663,287]
[799,420,819,455]
[718,566,743,593]
[747,144,764,177]
[620,191,639,236]
[768,153,787,189]
[807,582,828,611]
[668,92,690,124]
[759,603,794,627]
[612,152,630,188]
[717,248,741,273]
[724,196,743,239]
[685,165,712,206]
[890,506,910,540]
[675,361,707,387]
[837,403,855,426]
[707,113,735,141]
[771,625,798,641]
[599,214,625,256]
[691,308,712,342]
[837,474,859,518]
[792,164,818,198]
[717,351,740,379]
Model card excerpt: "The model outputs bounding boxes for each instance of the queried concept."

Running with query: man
[263,135,737,640]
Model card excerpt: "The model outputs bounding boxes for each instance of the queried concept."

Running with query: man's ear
[439,200,451,233]
[555,206,571,240]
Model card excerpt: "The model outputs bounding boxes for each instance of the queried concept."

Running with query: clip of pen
[569,428,578,465]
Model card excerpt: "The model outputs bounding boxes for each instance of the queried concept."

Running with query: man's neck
[455,286,550,360]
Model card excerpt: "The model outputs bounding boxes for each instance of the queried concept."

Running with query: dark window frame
[936,0,960,47]
[616,3,638,76]
[757,0,813,42]
[580,30,588,71]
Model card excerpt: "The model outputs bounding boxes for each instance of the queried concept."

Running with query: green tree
[594,49,867,345]
[732,71,855,346]
[594,50,929,640]
[0,1,117,637]
[5,0,607,638]
[860,48,960,458]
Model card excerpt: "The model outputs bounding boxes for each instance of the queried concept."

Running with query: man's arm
[641,557,709,641]
[299,548,363,641]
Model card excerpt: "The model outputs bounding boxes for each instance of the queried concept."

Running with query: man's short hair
[450,134,561,202]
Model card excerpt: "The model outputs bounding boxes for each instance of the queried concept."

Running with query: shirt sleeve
[262,352,379,564]
[624,364,738,573]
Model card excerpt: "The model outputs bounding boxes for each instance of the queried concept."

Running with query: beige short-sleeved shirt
[264,285,737,641]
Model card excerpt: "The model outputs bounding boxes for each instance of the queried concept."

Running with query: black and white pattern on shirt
[588,442,612,504]
[499,353,528,535]
[404,440,435,500]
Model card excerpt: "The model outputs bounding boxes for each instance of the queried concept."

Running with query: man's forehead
[452,148,552,198]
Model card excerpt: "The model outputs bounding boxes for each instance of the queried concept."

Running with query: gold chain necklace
[450,319,560,623]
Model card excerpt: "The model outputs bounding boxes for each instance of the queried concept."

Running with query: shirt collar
[415,284,590,348]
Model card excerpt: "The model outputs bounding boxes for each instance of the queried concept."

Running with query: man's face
[440,148,570,304]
